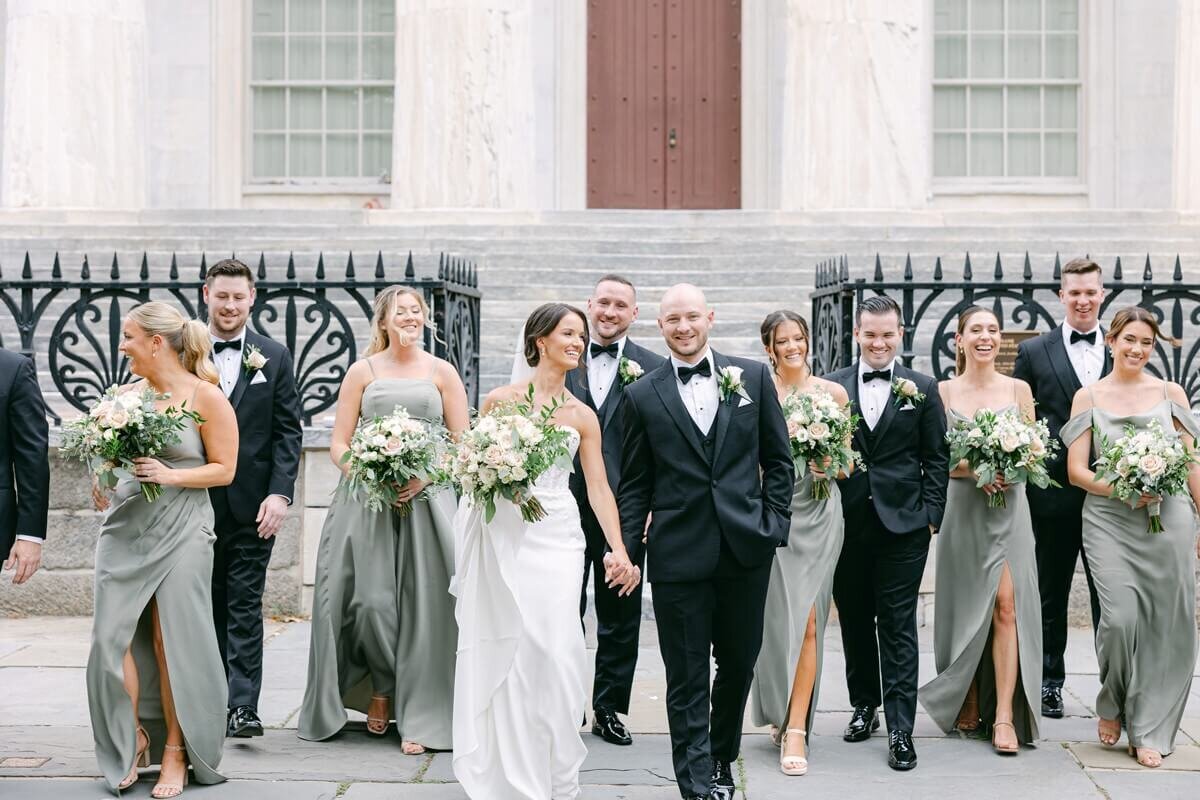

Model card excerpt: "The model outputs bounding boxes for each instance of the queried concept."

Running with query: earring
[153,349,159,358]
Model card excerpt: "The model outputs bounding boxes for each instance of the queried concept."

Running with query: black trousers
[211,520,274,710]
[651,545,771,799]
[580,542,644,715]
[1031,509,1100,689]
[832,505,930,734]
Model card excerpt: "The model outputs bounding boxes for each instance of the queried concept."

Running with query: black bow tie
[590,341,619,358]
[677,360,712,384]
[213,339,242,353]
[862,368,892,383]
[1070,330,1097,346]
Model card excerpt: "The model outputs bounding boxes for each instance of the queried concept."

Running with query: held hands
[602,551,641,597]
[132,457,176,487]
[256,494,290,539]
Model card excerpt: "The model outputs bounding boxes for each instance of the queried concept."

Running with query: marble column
[1,0,147,208]
[1174,0,1200,209]
[776,0,928,210]
[391,0,539,209]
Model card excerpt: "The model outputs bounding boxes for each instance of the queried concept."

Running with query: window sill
[932,182,1088,197]
[243,184,389,196]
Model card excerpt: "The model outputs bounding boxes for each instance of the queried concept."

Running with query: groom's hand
[3,540,42,584]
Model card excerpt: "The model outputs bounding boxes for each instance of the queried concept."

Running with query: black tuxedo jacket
[208,331,303,529]
[566,339,666,548]
[1012,325,1111,518]
[0,349,49,560]
[828,362,949,534]
[617,352,794,583]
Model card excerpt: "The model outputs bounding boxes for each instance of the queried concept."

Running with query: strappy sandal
[401,740,426,755]
[1098,717,1121,746]
[955,694,981,732]
[151,744,188,798]
[367,694,391,736]
[117,725,151,790]
[991,721,1019,755]
[779,728,808,776]
[1129,744,1163,768]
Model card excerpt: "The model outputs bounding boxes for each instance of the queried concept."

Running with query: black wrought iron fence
[0,251,481,424]
[812,253,1200,407]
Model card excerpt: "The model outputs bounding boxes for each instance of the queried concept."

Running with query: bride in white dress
[452,303,641,800]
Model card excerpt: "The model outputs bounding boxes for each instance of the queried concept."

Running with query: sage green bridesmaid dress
[918,405,1042,745]
[298,370,458,749]
[750,464,845,742]
[86,415,227,792]
[1059,387,1199,756]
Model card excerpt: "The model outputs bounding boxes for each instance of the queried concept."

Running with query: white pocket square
[250,371,268,385]
[898,404,915,412]
[738,395,753,408]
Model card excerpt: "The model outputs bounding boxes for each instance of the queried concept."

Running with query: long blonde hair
[366,285,432,356]
[128,301,219,385]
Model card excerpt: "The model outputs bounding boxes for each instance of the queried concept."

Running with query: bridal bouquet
[338,407,449,516]
[59,386,203,503]
[1092,418,1198,533]
[449,386,575,523]
[781,389,861,500]
[946,408,1058,509]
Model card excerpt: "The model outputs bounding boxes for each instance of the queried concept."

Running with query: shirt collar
[671,348,713,377]
[859,358,897,382]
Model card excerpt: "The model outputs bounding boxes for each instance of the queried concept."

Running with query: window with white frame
[249,0,395,186]
[933,0,1080,182]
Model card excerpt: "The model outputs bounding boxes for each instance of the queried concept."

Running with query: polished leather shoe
[227,705,264,738]
[888,730,918,771]
[710,760,735,800]
[591,708,633,746]
[843,705,880,742]
[1041,685,1064,718]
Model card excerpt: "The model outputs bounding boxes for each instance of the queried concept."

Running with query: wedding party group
[2,256,1199,800]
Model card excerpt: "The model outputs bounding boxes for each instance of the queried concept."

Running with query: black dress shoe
[888,730,918,771]
[227,705,264,738]
[843,705,880,742]
[1041,685,1064,718]
[710,760,735,800]
[591,708,633,746]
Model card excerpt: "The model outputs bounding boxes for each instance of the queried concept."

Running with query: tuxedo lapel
[869,363,902,444]
[1044,326,1082,402]
[844,362,872,455]
[597,381,620,431]
[711,351,735,465]
[1101,327,1113,377]
[228,334,254,410]
[651,367,710,463]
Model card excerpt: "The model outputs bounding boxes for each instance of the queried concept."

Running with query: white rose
[786,420,801,438]
[967,427,984,440]
[107,408,130,429]
[898,379,918,398]
[624,359,644,378]
[999,433,1020,453]
[807,421,831,441]
[117,392,143,411]
[1139,454,1166,477]
[246,350,268,370]
[725,366,744,381]
[383,437,403,456]
[1029,437,1046,456]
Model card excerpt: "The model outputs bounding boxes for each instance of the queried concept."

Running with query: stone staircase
[2,208,1199,397]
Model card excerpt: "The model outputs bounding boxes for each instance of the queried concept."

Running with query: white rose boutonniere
[243,343,269,373]
[891,377,925,408]
[618,356,644,386]
[718,365,750,404]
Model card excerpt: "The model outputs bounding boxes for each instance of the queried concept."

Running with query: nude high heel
[779,728,809,776]
[117,725,151,790]
[151,744,189,798]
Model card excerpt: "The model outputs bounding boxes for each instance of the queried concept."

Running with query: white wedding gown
[451,427,588,800]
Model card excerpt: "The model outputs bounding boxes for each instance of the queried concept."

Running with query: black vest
[691,417,717,464]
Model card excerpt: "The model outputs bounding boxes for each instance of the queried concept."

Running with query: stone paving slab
[0,777,343,799]
[1067,741,1200,771]
[1088,770,1200,800]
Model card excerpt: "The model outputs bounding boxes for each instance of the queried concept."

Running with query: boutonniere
[617,356,644,386]
[891,377,925,408]
[243,344,269,373]
[718,365,750,404]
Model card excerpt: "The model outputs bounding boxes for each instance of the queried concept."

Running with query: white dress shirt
[858,359,897,430]
[211,329,247,398]
[586,337,625,410]
[1062,322,1104,387]
[671,349,719,435]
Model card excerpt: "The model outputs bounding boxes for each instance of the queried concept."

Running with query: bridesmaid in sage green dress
[87,302,238,797]
[1061,306,1200,768]
[299,286,469,754]
[918,307,1042,755]
[750,310,850,777]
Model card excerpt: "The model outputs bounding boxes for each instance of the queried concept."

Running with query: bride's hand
[603,551,639,595]
[394,477,428,505]
[808,455,832,480]
[1134,493,1161,509]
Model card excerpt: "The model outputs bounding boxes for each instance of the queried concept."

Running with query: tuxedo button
[711,480,718,487]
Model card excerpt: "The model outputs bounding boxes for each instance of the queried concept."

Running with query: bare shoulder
[814,376,849,404]
[117,379,147,395]
[1069,384,1094,413]
[433,356,464,386]
[1011,376,1034,401]
[192,381,232,419]
[559,397,600,436]
[1165,381,1189,405]
[481,383,526,414]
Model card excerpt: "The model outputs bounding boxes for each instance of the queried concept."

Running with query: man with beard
[205,258,303,738]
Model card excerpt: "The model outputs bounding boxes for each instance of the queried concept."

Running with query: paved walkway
[2,617,1198,799]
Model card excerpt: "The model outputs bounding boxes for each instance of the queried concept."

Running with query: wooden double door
[587,0,742,209]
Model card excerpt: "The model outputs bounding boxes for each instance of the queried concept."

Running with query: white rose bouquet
[448,386,575,523]
[338,406,448,516]
[1092,418,1198,533]
[59,386,204,503]
[945,408,1059,509]
[781,389,861,501]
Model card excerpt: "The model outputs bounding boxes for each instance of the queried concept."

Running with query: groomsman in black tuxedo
[619,284,793,800]
[1,347,49,585]
[566,274,666,746]
[1012,257,1107,719]
[827,295,948,771]
[204,259,303,738]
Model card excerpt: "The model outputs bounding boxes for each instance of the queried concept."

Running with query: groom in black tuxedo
[827,295,948,771]
[619,284,793,800]
[1,347,49,586]
[1012,257,1107,718]
[566,274,666,746]
[204,259,303,738]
